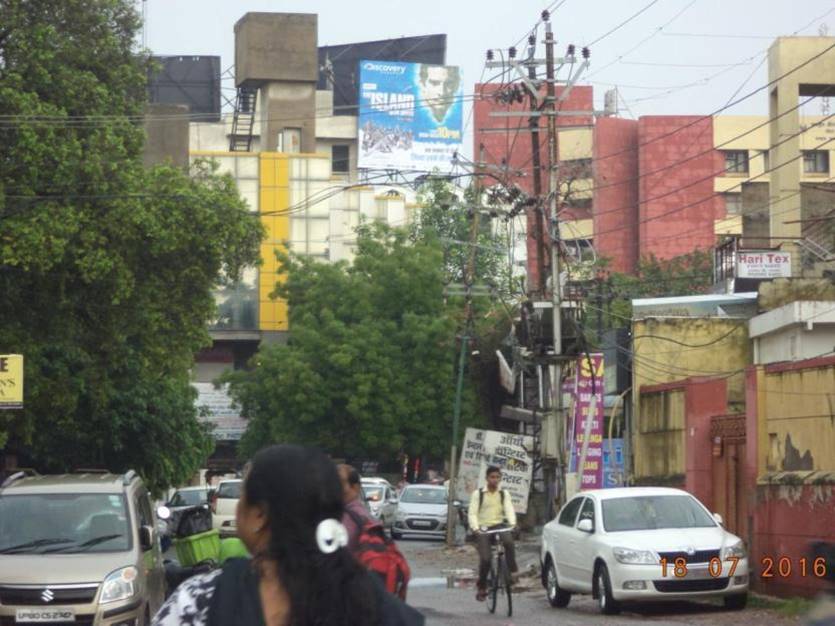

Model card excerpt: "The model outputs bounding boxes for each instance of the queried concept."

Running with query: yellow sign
[0,355,23,409]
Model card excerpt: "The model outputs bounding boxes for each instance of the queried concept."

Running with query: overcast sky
[144,0,835,151]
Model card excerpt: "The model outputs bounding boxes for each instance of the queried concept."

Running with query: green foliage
[225,223,481,461]
[585,250,715,339]
[0,0,263,492]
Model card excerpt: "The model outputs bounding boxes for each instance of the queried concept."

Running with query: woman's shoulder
[151,569,223,626]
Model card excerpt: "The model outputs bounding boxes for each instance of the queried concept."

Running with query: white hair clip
[315,518,349,554]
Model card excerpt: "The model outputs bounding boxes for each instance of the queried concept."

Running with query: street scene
[2,0,835,624]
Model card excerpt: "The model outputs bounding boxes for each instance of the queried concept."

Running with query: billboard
[193,382,246,441]
[358,60,463,171]
[456,428,534,514]
[568,354,605,490]
[318,35,447,113]
[148,56,221,122]
[0,355,23,410]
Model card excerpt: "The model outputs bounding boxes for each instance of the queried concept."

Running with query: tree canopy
[225,223,482,461]
[0,0,263,491]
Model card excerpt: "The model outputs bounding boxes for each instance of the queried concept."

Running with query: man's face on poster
[419,65,460,123]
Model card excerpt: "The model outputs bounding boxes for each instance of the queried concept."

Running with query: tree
[0,0,263,492]
[224,223,482,461]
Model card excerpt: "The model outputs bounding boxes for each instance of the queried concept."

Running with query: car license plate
[664,564,713,579]
[15,608,75,623]
[412,520,432,527]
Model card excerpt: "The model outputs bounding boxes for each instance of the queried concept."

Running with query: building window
[724,193,741,215]
[803,150,829,174]
[278,127,301,153]
[723,150,749,174]
[760,150,769,172]
[332,145,350,173]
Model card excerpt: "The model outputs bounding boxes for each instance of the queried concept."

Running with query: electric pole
[446,146,487,547]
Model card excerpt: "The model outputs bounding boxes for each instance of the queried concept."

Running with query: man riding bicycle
[468,465,518,602]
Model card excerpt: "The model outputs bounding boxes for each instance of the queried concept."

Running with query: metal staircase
[229,87,257,152]
[797,237,835,262]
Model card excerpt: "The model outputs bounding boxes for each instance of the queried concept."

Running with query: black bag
[175,505,213,538]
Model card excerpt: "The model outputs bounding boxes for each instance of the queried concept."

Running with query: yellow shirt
[468,488,517,530]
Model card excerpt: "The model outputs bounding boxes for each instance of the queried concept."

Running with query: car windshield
[169,489,207,507]
[400,487,446,504]
[364,486,385,502]
[0,493,131,554]
[217,482,241,499]
[602,495,716,532]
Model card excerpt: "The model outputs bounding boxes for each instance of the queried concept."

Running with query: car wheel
[546,559,571,608]
[596,563,621,615]
[724,593,748,610]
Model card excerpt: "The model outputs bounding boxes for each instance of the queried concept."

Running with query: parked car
[211,479,242,538]
[361,478,399,529]
[392,484,448,540]
[167,486,209,510]
[541,487,750,615]
[0,470,166,625]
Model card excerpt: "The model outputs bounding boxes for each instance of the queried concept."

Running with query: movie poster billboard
[358,60,463,171]
[456,428,534,514]
[568,354,605,490]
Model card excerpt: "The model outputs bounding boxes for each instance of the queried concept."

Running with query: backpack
[478,488,508,521]
[346,509,411,601]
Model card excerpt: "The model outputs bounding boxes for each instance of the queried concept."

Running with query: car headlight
[100,566,138,604]
[722,541,747,560]
[613,547,657,565]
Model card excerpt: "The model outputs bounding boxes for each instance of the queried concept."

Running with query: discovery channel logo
[362,62,406,74]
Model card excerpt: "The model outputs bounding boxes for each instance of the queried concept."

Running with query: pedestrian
[468,465,519,602]
[152,445,424,626]
[338,463,374,553]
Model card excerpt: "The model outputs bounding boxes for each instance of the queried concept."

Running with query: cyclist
[468,465,518,602]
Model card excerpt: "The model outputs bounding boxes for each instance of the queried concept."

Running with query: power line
[586,0,662,47]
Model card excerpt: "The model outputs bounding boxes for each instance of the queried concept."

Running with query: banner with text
[569,354,605,490]
[457,428,534,514]
[358,60,463,171]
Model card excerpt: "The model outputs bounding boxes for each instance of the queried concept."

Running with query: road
[399,538,804,626]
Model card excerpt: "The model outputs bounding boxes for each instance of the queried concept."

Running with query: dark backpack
[346,509,411,601]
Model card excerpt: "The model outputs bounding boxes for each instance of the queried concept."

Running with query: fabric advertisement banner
[568,354,605,490]
[456,428,534,514]
[358,60,463,171]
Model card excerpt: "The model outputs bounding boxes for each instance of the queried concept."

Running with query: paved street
[400,538,804,626]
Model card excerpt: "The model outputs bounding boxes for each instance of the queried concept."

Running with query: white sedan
[540,487,749,615]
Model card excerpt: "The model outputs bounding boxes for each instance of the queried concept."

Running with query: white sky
[143,0,835,154]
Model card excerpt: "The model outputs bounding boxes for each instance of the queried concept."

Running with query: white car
[361,478,398,530]
[211,479,242,538]
[392,484,448,540]
[541,487,749,615]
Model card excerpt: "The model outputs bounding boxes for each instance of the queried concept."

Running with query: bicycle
[480,525,515,617]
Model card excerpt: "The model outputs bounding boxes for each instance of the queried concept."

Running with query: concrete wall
[638,116,722,261]
[745,356,835,597]
[259,81,318,153]
[593,117,639,273]
[143,103,190,169]
[234,12,318,86]
[750,300,835,363]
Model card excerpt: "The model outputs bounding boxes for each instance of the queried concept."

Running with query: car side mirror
[577,518,594,533]
[713,513,724,526]
[140,525,155,551]
[156,505,171,521]
[452,500,462,508]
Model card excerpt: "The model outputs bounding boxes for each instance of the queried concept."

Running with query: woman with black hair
[153,444,424,626]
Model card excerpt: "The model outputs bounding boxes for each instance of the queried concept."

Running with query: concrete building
[473,36,835,278]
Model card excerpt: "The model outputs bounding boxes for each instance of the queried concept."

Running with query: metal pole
[446,147,484,547]
[544,15,565,516]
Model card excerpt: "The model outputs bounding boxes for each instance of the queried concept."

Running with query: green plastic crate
[174,529,221,566]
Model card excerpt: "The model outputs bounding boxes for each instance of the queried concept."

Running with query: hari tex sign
[0,355,23,409]
[737,251,792,279]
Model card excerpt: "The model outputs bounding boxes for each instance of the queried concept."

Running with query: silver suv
[0,470,166,625]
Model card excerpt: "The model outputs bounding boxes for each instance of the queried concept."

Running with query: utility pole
[446,146,486,547]
[526,38,547,297]
[543,11,565,519]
